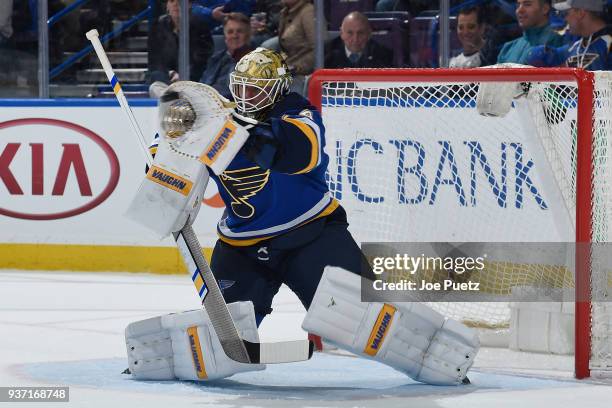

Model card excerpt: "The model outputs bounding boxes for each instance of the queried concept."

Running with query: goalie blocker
[302,267,479,385]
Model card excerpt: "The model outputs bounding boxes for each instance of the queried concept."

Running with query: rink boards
[0,99,223,272]
[0,98,570,273]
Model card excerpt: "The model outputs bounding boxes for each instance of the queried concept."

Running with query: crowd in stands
[325,11,393,68]
[528,0,612,69]
[199,12,253,98]
[148,0,214,85]
[0,0,611,98]
[146,0,612,99]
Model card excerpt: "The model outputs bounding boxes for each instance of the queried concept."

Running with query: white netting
[317,70,612,374]
[590,74,612,372]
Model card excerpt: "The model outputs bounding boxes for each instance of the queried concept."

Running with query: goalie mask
[229,47,292,117]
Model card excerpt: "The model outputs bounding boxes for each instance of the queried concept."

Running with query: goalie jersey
[210,92,338,246]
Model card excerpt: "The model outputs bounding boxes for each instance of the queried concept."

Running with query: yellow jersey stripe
[281,116,319,174]
[218,199,339,247]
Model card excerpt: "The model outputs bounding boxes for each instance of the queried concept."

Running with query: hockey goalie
[123,48,480,385]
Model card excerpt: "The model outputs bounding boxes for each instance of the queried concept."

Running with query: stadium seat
[369,17,409,67]
[328,0,375,30]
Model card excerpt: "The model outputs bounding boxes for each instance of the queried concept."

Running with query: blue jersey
[565,28,612,70]
[527,28,612,70]
[210,92,338,246]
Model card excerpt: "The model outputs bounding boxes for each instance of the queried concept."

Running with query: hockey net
[308,68,612,378]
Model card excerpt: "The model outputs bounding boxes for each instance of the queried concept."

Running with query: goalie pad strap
[125,301,265,381]
[302,267,479,385]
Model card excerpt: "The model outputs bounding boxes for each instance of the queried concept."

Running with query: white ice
[1,270,611,408]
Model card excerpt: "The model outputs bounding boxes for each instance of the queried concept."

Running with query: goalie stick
[85,29,314,365]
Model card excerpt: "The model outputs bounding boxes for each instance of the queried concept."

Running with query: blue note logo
[219,166,270,218]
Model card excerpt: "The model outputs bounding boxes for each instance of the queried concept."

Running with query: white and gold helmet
[229,47,292,117]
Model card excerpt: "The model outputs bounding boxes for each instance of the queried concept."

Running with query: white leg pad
[302,267,479,385]
[125,301,265,381]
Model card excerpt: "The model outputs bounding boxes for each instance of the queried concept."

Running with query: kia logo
[0,118,120,220]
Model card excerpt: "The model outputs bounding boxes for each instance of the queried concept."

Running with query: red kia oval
[0,118,120,220]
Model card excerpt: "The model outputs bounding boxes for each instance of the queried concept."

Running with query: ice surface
[1,271,611,408]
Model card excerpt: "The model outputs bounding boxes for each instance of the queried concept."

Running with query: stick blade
[242,339,315,364]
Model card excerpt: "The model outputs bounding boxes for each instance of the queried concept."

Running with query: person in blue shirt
[208,47,366,324]
[192,0,256,32]
[527,0,611,70]
[191,0,226,27]
[497,0,565,64]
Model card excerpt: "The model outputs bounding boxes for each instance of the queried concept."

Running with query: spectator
[211,0,255,21]
[249,0,282,46]
[276,0,316,94]
[192,1,222,22]
[190,1,225,33]
[192,0,255,32]
[528,0,611,70]
[0,0,13,46]
[325,11,393,68]
[449,6,487,68]
[478,3,518,66]
[209,0,280,45]
[148,0,213,86]
[200,12,253,98]
[497,0,564,64]
[258,0,314,93]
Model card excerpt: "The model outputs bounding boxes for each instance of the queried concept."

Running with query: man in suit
[325,11,394,68]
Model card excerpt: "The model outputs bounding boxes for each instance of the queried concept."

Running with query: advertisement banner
[0,100,225,271]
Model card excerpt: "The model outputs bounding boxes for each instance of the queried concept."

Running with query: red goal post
[307,68,610,379]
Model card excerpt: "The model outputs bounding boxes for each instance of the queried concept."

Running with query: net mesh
[317,71,612,373]
[590,74,612,371]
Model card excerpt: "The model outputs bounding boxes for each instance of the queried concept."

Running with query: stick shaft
[86,29,152,166]
[176,227,251,363]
